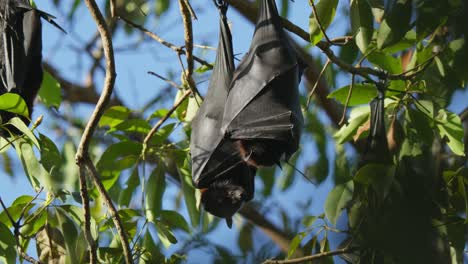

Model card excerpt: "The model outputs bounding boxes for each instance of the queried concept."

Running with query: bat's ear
[225,217,233,229]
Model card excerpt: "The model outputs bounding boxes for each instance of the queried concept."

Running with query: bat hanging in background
[359,82,391,167]
[190,1,256,228]
[221,0,305,168]
[0,0,65,132]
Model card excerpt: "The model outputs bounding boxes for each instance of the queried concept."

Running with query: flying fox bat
[359,84,391,166]
[190,1,256,228]
[0,0,65,131]
[221,0,305,168]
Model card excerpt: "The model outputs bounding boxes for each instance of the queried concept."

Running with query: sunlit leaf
[309,0,339,45]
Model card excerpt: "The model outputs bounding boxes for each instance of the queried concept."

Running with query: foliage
[0,0,467,263]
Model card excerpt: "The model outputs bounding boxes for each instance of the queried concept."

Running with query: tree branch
[76,1,132,263]
[263,246,355,264]
[79,166,96,264]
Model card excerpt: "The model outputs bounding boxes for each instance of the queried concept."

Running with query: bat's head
[201,180,247,228]
[200,164,256,228]
[236,139,289,168]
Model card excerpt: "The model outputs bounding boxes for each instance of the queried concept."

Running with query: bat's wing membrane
[190,4,249,187]
[221,0,304,158]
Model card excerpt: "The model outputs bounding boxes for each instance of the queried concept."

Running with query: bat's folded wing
[190,5,242,188]
[221,0,304,149]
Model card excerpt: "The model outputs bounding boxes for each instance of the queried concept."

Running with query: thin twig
[339,74,356,126]
[148,71,180,89]
[0,196,43,264]
[308,0,334,45]
[20,251,42,264]
[79,166,97,264]
[119,16,212,69]
[178,0,200,98]
[0,196,16,229]
[183,0,198,20]
[77,0,132,263]
[306,59,330,109]
[110,0,116,17]
[84,156,131,263]
[17,187,43,225]
[141,89,192,158]
[263,246,355,264]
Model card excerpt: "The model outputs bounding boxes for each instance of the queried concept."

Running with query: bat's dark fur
[236,139,287,167]
[200,164,255,228]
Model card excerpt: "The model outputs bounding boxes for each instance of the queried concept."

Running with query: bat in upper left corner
[0,0,65,132]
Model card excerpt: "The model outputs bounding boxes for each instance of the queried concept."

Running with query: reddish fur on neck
[235,140,259,168]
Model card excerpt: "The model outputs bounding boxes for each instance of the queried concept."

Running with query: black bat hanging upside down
[190,0,304,227]
[0,0,64,132]
[190,1,256,228]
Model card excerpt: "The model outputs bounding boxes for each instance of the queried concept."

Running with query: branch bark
[76,1,132,263]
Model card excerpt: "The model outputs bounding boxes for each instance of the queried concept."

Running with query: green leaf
[0,222,16,264]
[185,95,202,122]
[174,89,189,121]
[99,106,131,128]
[238,224,253,255]
[155,0,170,16]
[177,158,199,227]
[324,180,354,225]
[436,110,464,156]
[38,71,62,108]
[309,0,339,45]
[149,123,176,146]
[415,1,448,40]
[328,83,377,106]
[257,167,276,197]
[305,155,329,185]
[20,208,47,237]
[302,215,318,227]
[145,166,166,222]
[287,231,307,259]
[376,0,412,49]
[113,119,151,134]
[367,51,403,74]
[56,208,79,261]
[434,56,446,77]
[96,141,142,192]
[6,117,39,147]
[39,134,62,173]
[0,93,29,117]
[350,0,373,53]
[154,220,177,248]
[366,0,384,23]
[457,174,468,224]
[354,164,396,200]
[194,64,213,74]
[119,167,140,207]
[160,210,190,233]
[334,105,370,144]
[12,138,47,189]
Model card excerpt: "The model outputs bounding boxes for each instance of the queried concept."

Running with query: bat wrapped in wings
[190,1,256,228]
[221,0,305,168]
[359,83,391,166]
[0,0,64,130]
